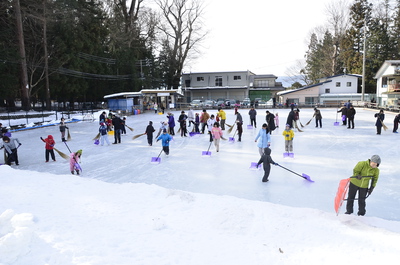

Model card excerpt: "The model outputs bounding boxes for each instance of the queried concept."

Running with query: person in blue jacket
[254,123,271,156]
[157,129,173,155]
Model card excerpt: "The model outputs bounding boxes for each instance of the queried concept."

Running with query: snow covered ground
[1,107,400,264]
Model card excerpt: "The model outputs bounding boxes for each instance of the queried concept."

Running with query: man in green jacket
[345,155,381,216]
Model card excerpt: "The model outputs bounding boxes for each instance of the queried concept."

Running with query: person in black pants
[374,109,385,135]
[347,105,356,129]
[112,115,123,143]
[393,113,400,133]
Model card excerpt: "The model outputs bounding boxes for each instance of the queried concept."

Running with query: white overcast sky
[183,0,342,76]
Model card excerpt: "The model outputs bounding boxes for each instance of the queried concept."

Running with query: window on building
[215,76,222,86]
[185,80,190,87]
[336,82,340,87]
[233,75,241,80]
[254,80,269,87]
[325,89,330,93]
[196,76,204,82]
[347,82,351,87]
[382,77,388,87]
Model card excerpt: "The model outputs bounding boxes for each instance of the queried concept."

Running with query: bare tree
[155,0,207,89]
[284,59,311,86]
[325,0,350,74]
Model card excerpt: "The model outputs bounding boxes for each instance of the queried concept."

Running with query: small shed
[103,92,142,113]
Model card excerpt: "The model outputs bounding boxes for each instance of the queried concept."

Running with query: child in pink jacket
[69,149,82,175]
[211,122,223,152]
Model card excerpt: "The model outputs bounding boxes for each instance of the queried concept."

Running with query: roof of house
[277,80,331,96]
[374,60,400,79]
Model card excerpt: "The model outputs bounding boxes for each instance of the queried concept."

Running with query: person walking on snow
[265,111,276,133]
[157,129,173,155]
[99,122,110,146]
[59,118,69,142]
[393,113,400,133]
[1,136,21,166]
[194,113,200,133]
[178,111,188,137]
[345,155,380,216]
[200,109,210,134]
[257,147,278,182]
[144,121,156,146]
[40,135,56,162]
[248,106,257,128]
[211,122,223,152]
[155,121,168,139]
[274,113,279,128]
[207,114,216,142]
[188,108,195,128]
[217,108,227,130]
[313,107,322,128]
[70,149,82,175]
[112,115,123,144]
[347,105,356,129]
[374,109,385,135]
[255,123,271,156]
[282,124,295,154]
[236,112,243,142]
[167,113,176,136]
[337,105,348,126]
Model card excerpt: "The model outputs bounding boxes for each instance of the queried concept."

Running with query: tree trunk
[14,0,30,110]
[43,0,51,110]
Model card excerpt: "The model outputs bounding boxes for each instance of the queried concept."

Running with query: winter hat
[76,149,83,155]
[48,135,53,139]
[370,155,381,165]
[100,122,105,125]
[163,129,167,133]
[286,124,290,127]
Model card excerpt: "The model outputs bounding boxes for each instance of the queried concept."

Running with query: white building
[276,74,364,107]
[374,60,400,109]
[181,71,284,103]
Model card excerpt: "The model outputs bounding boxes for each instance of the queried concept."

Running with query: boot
[76,170,80,175]
[71,171,74,175]
[62,138,66,142]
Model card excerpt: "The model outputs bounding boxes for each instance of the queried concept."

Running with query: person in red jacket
[41,135,56,162]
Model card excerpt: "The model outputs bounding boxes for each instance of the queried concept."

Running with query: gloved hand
[156,139,159,142]
[274,163,279,166]
[19,143,22,146]
[368,187,374,195]
[40,137,43,140]
[356,175,362,180]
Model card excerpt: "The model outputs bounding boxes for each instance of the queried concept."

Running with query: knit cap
[371,155,381,165]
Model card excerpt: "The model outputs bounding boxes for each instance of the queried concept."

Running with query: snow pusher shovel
[94,139,100,145]
[247,125,253,129]
[334,176,374,215]
[249,162,260,170]
[283,152,294,158]
[277,164,314,182]
[151,149,163,164]
[334,178,350,215]
[202,142,212,156]
[229,129,237,143]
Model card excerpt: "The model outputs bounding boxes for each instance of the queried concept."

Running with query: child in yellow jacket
[282,124,295,154]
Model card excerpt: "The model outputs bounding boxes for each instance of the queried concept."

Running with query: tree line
[0,0,206,110]
[287,0,400,94]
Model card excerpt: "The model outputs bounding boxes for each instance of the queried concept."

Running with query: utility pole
[361,16,367,102]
